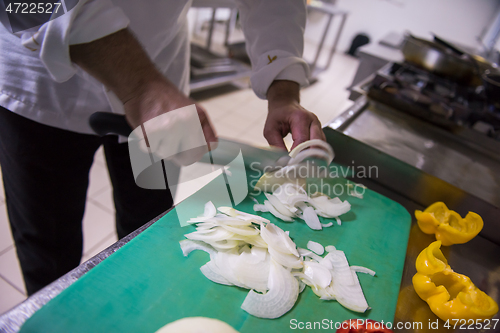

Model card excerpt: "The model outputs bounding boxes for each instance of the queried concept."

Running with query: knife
[88,112,292,172]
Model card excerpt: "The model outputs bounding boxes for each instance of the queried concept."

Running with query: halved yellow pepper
[415,202,483,246]
[412,241,498,322]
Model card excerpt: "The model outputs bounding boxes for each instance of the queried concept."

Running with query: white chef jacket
[0,0,309,134]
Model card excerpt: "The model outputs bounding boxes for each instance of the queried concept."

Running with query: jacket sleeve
[15,0,130,82]
[235,0,310,99]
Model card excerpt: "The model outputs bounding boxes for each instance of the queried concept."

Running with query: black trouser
[0,106,173,295]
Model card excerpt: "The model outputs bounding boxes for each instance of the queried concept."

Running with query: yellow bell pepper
[413,241,498,322]
[415,202,483,246]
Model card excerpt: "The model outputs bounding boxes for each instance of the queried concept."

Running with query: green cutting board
[20,166,411,333]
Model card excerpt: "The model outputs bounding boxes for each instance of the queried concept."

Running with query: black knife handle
[89,112,133,137]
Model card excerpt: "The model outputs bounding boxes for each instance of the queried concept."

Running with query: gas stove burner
[433,84,455,99]
[367,62,499,142]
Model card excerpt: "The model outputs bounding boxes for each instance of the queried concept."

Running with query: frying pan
[401,33,497,86]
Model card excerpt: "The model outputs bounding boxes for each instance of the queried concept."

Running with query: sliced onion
[214,218,253,227]
[212,250,248,289]
[253,204,269,212]
[335,217,342,226]
[241,259,299,319]
[185,228,235,243]
[307,241,325,255]
[303,261,332,289]
[230,247,270,292]
[297,278,306,293]
[264,201,294,222]
[218,206,269,223]
[330,197,342,204]
[325,245,337,253]
[325,250,369,313]
[260,223,299,256]
[179,239,216,258]
[349,191,364,199]
[203,201,217,218]
[219,224,260,236]
[318,257,333,270]
[267,246,303,269]
[301,206,322,230]
[264,193,295,218]
[181,202,370,319]
[289,139,334,161]
[200,261,233,286]
[351,266,376,276]
[230,235,268,248]
[286,194,311,207]
[287,148,333,166]
[210,240,242,251]
[316,286,336,300]
[297,248,323,263]
[310,196,351,218]
[347,183,366,199]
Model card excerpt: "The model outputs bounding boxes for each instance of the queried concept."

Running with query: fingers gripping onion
[288,139,334,160]
[287,148,333,166]
[253,140,333,193]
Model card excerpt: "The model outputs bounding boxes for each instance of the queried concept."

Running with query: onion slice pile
[181,204,303,318]
[180,203,374,318]
[240,259,299,319]
[253,182,351,230]
[296,244,375,313]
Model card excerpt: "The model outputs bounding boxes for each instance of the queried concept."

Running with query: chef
[0,0,325,295]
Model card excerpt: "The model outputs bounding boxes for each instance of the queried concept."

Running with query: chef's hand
[69,28,217,145]
[265,80,325,151]
[122,80,217,146]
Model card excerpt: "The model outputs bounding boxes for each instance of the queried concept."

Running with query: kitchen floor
[0,49,359,315]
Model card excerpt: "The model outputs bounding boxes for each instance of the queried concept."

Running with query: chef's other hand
[264,80,325,151]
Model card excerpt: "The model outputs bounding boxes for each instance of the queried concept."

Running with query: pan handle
[432,33,465,56]
[89,112,133,137]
